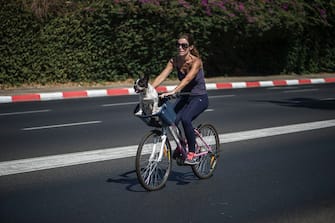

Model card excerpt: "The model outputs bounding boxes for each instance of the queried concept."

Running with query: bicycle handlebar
[159,92,192,100]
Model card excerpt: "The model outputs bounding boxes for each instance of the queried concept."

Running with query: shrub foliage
[1,0,334,86]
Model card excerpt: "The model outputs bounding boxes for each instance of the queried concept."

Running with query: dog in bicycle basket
[133,74,160,116]
[133,75,176,127]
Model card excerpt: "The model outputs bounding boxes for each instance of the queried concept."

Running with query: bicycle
[134,94,220,191]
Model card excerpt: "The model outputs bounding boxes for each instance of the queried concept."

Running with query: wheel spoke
[192,124,220,179]
[136,130,171,191]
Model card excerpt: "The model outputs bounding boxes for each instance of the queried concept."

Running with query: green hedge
[1,0,334,86]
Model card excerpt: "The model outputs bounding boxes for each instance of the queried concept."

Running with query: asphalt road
[0,83,335,223]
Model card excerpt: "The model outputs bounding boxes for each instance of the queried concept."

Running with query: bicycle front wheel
[192,124,220,179]
[135,130,172,191]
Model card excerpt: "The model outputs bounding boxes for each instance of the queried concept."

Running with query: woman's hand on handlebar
[160,90,177,99]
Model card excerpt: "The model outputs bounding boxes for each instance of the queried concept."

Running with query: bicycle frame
[167,125,186,154]
[137,95,216,163]
[194,128,214,157]
[150,134,167,162]
[150,123,213,163]
[149,125,181,163]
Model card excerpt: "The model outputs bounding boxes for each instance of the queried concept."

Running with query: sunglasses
[176,42,189,49]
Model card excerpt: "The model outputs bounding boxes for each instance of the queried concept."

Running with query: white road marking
[102,102,137,107]
[22,121,102,131]
[1,119,335,176]
[283,89,319,93]
[220,119,335,143]
[0,109,51,116]
[209,95,235,99]
[267,86,299,90]
[321,98,335,101]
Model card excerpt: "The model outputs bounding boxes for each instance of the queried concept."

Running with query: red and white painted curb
[1,77,334,104]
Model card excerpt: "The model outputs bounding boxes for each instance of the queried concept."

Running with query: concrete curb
[1,77,335,104]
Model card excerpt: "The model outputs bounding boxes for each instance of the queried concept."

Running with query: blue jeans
[174,94,209,153]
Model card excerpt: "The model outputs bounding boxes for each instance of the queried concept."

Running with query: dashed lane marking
[0,109,51,116]
[102,102,137,107]
[283,88,319,93]
[22,121,102,131]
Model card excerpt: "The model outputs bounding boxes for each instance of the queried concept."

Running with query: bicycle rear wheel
[192,124,220,179]
[135,130,172,191]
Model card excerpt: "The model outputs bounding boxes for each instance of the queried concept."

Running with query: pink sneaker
[184,152,199,165]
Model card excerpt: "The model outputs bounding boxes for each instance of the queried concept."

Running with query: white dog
[134,75,160,116]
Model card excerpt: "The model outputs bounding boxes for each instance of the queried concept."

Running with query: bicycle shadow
[106,169,197,192]
[106,170,141,192]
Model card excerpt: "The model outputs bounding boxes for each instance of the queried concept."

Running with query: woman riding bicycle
[151,33,209,165]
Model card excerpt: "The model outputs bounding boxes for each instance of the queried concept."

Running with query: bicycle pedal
[176,157,185,166]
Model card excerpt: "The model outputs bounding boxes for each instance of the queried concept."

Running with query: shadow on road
[106,169,197,192]
[260,98,335,110]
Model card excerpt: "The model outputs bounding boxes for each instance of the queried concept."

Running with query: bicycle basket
[134,101,176,127]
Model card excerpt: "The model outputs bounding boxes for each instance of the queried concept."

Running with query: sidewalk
[1,73,334,103]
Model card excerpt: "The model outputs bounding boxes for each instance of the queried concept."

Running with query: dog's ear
[133,79,139,93]
[134,74,143,86]
[143,74,149,87]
